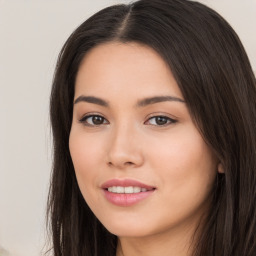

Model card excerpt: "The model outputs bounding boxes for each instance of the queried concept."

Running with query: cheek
[69,130,108,214]
[69,129,105,194]
[69,126,107,167]
[148,125,217,197]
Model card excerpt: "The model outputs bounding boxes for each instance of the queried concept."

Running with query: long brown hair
[48,0,256,255]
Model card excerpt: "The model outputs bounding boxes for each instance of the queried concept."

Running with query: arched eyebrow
[74,96,108,106]
[136,96,185,107]
[73,95,185,107]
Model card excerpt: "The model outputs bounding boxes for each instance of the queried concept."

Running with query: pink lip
[101,179,155,190]
[101,179,156,207]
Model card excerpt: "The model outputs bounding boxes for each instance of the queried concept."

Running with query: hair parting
[47,0,256,255]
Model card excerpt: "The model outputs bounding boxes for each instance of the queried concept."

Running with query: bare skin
[69,41,221,256]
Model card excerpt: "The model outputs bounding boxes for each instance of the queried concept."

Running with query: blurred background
[0,0,255,255]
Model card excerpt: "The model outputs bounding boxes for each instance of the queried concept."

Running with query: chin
[108,227,150,238]
[100,218,157,238]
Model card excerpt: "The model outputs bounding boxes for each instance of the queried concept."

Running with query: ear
[217,163,224,174]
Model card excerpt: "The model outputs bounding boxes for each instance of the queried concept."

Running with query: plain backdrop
[0,1,255,255]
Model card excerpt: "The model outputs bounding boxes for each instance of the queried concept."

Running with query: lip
[101,179,156,207]
[101,178,155,190]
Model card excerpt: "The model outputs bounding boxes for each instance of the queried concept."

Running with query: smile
[107,186,150,193]
[101,179,156,206]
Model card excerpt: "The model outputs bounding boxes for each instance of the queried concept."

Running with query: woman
[47,0,256,255]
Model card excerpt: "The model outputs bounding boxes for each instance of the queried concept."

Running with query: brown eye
[91,116,104,125]
[79,115,108,126]
[155,116,168,125]
[146,116,177,126]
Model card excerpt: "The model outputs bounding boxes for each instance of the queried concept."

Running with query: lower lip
[103,189,155,206]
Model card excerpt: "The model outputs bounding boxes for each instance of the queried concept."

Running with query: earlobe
[217,163,225,174]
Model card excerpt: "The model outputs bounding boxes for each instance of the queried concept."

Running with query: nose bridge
[107,120,143,168]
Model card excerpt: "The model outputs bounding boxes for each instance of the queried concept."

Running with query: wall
[0,1,255,255]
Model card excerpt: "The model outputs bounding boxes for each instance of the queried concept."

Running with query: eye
[79,115,109,126]
[145,115,177,126]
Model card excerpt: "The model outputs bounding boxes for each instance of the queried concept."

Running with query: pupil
[93,116,103,125]
[156,116,167,125]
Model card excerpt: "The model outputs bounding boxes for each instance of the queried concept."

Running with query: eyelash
[79,114,177,127]
[145,115,177,126]
[79,115,109,126]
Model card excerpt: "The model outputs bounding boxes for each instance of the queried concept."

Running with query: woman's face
[69,42,218,238]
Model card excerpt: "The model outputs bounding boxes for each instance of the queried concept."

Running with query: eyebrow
[74,95,109,106]
[73,95,185,107]
[136,95,185,107]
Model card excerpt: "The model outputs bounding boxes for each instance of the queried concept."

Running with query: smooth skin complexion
[69,42,222,256]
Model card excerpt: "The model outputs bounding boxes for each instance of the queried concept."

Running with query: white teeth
[116,186,125,193]
[124,186,133,193]
[107,186,148,193]
[133,187,141,193]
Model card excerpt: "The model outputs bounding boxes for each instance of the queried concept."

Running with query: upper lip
[101,179,156,190]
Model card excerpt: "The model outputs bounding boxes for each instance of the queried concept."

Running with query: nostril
[107,161,134,168]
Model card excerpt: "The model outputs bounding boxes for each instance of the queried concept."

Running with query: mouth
[101,179,156,206]
[106,186,154,193]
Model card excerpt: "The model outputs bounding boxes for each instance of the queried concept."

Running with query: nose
[106,123,144,170]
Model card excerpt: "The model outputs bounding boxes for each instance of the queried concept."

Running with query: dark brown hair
[48,0,256,255]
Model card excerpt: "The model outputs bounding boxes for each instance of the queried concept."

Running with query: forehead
[74,41,183,100]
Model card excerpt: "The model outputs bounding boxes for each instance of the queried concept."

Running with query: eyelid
[79,113,109,126]
[144,113,177,126]
[145,112,178,120]
[78,112,177,127]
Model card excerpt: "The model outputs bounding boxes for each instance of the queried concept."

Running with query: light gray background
[0,1,255,255]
